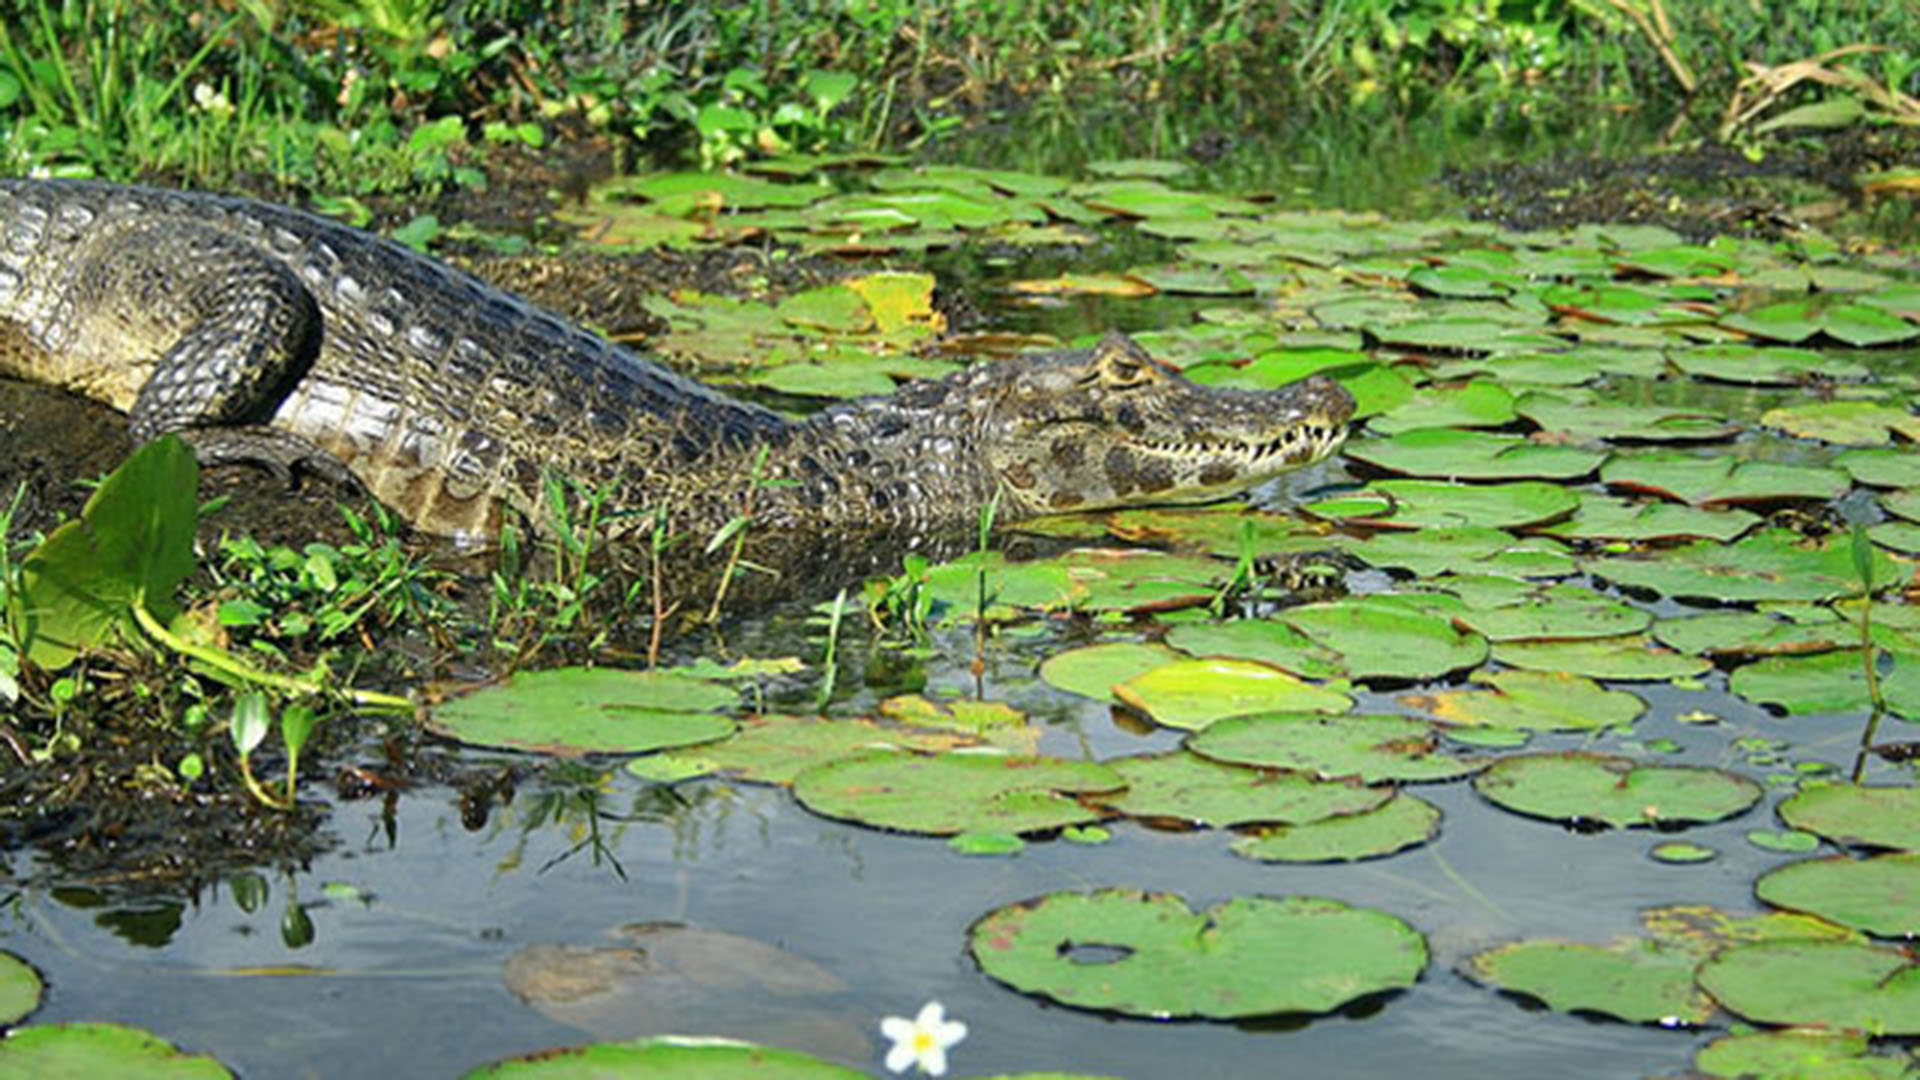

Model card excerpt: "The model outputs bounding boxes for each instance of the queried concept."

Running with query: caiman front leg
[96,224,353,487]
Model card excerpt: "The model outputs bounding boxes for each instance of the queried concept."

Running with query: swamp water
[4,113,1920,1078]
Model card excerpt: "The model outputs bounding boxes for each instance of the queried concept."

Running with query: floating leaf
[0,951,39,1026]
[1760,400,1920,445]
[969,890,1426,1019]
[1668,344,1868,385]
[1755,854,1920,938]
[1280,598,1489,681]
[1307,480,1579,531]
[1404,671,1646,732]
[1230,793,1442,863]
[1602,453,1850,507]
[1344,428,1607,481]
[1473,752,1760,828]
[1491,636,1711,681]
[1650,842,1716,864]
[428,669,737,756]
[1693,1030,1907,1080]
[1112,658,1351,731]
[1039,642,1184,702]
[1347,526,1573,578]
[1587,529,1901,604]
[1729,650,1885,716]
[791,749,1121,835]
[1451,585,1652,641]
[0,1022,233,1078]
[1698,941,1920,1033]
[1537,495,1759,543]
[1653,612,1849,658]
[633,714,970,786]
[1367,382,1517,434]
[1462,939,1713,1025]
[1779,784,1920,851]
[1162,621,1342,679]
[1516,393,1738,443]
[468,1035,865,1078]
[1096,751,1387,827]
[1189,712,1482,783]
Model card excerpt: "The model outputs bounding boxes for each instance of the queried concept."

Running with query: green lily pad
[1884,489,1920,524]
[1538,495,1760,542]
[1038,642,1185,702]
[1779,784,1920,851]
[1650,842,1717,864]
[1653,611,1851,658]
[1344,428,1607,481]
[1760,400,1920,445]
[1164,620,1343,679]
[1472,752,1761,828]
[466,1035,866,1078]
[1698,940,1920,1033]
[1515,393,1739,443]
[1112,658,1352,731]
[1462,938,1714,1025]
[428,669,737,756]
[1667,344,1869,385]
[1756,854,1920,938]
[1307,480,1579,531]
[1096,751,1388,827]
[1230,793,1442,863]
[969,890,1426,1019]
[1451,584,1652,641]
[1491,635,1712,681]
[0,1022,233,1078]
[0,952,39,1026]
[1367,381,1517,434]
[1188,712,1483,783]
[631,714,972,786]
[1587,529,1900,604]
[1346,526,1571,578]
[1280,598,1489,681]
[1403,671,1646,732]
[1729,649,1889,716]
[1602,453,1850,507]
[1694,1030,1910,1080]
[791,749,1122,835]
[1837,448,1920,488]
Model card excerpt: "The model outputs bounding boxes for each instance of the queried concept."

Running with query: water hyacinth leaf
[1601,454,1850,507]
[1231,793,1442,863]
[1515,394,1739,443]
[17,435,198,668]
[1755,854,1920,938]
[791,749,1121,835]
[1587,530,1901,604]
[968,890,1426,1019]
[1698,941,1920,1033]
[1693,1030,1906,1080]
[1344,428,1607,481]
[1760,400,1920,445]
[1095,751,1387,827]
[0,1022,234,1078]
[1779,785,1920,851]
[1162,621,1342,680]
[632,714,971,786]
[1308,480,1579,530]
[1039,642,1184,702]
[1461,939,1714,1025]
[1538,495,1760,543]
[1491,636,1711,681]
[1451,585,1651,641]
[1472,752,1761,828]
[428,669,737,756]
[467,1036,866,1078]
[1111,658,1352,731]
[0,951,39,1026]
[1189,712,1483,784]
[1279,598,1489,681]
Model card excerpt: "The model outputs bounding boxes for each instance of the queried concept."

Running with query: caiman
[0,180,1354,544]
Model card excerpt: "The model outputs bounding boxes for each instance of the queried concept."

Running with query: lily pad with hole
[1779,784,1920,851]
[1038,642,1185,703]
[1491,636,1711,681]
[1404,671,1646,732]
[1587,529,1901,604]
[791,749,1122,836]
[1461,938,1714,1025]
[1230,793,1442,863]
[968,890,1426,1019]
[428,669,738,756]
[1698,940,1920,1033]
[0,951,39,1026]
[466,1036,867,1078]
[1188,712,1482,783]
[1755,854,1920,938]
[1473,752,1761,828]
[0,1023,233,1078]
[1602,454,1850,507]
[1095,751,1388,827]
[1278,598,1490,682]
[1111,658,1352,731]
[1693,1030,1911,1080]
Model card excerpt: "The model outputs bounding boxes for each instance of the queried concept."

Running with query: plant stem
[132,600,410,712]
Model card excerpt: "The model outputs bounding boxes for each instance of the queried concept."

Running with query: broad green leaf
[1602,453,1849,507]
[632,713,972,786]
[1280,598,1489,681]
[1462,938,1713,1025]
[1096,751,1387,827]
[1779,784,1920,851]
[1472,752,1760,828]
[1492,635,1710,681]
[0,1022,233,1078]
[467,1035,865,1078]
[1189,712,1483,784]
[0,951,39,1026]
[1344,428,1607,481]
[1163,621,1342,679]
[428,668,737,756]
[792,749,1122,835]
[1587,530,1901,604]
[1699,941,1920,1033]
[1230,793,1441,863]
[1756,854,1920,938]
[1694,1031,1907,1080]
[1112,658,1351,730]
[1039,642,1184,702]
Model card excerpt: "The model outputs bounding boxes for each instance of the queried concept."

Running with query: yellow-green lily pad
[428,669,738,756]
[791,749,1122,836]
[1472,752,1761,829]
[1095,751,1387,827]
[1188,712,1482,783]
[1039,642,1183,703]
[0,1022,233,1078]
[1112,658,1352,731]
[1462,938,1714,1025]
[1230,793,1442,863]
[1779,784,1920,851]
[1403,671,1646,732]
[0,951,39,1026]
[1756,854,1920,938]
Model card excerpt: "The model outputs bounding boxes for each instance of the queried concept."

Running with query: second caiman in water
[0,180,1354,544]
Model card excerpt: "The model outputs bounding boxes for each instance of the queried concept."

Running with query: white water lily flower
[880,1000,968,1076]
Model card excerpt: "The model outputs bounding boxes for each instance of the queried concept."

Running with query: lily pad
[467,1036,866,1078]
[1038,642,1184,703]
[1755,854,1920,938]
[0,952,39,1026]
[1163,621,1343,679]
[1230,793,1442,863]
[1111,658,1352,731]
[428,668,737,756]
[1698,940,1920,1033]
[1601,453,1850,507]
[1307,480,1579,531]
[1451,585,1652,641]
[1729,649,1889,716]
[1403,671,1646,732]
[1653,611,1851,658]
[1462,938,1713,1025]
[969,890,1426,1019]
[1837,448,1920,489]
[1668,344,1869,385]
[1346,526,1571,578]
[1537,495,1760,543]
[1515,394,1739,443]
[1778,784,1920,851]
[631,714,971,786]
[0,1022,233,1078]
[1760,400,1920,445]
[1188,712,1482,784]
[791,749,1122,835]
[1491,636,1711,681]
[1587,529,1900,604]
[1472,752,1761,828]
[1279,598,1490,681]
[1694,1030,1911,1080]
[1096,751,1387,827]
[1344,428,1607,481]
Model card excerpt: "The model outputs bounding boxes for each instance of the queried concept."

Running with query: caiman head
[981,332,1355,518]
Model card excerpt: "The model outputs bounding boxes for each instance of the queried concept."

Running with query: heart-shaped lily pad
[791,749,1122,836]
[969,889,1426,1019]
[1698,940,1920,1033]
[1231,793,1442,863]
[1188,713,1482,783]
[1095,751,1388,827]
[1755,854,1920,938]
[428,668,738,756]
[1462,938,1714,1025]
[1778,784,1920,851]
[1472,752,1761,829]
